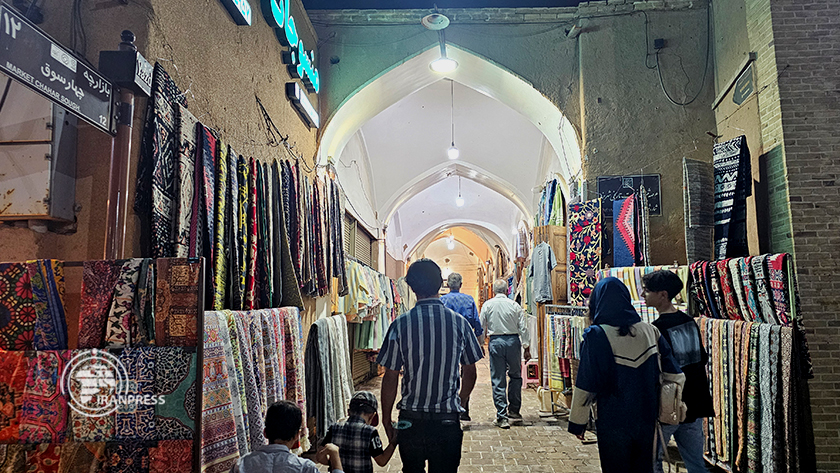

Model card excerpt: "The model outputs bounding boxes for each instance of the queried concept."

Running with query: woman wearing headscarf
[567,277,684,473]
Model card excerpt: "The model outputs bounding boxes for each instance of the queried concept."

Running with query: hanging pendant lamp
[448,80,459,160]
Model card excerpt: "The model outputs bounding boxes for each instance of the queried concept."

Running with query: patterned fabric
[637,187,651,265]
[234,155,249,311]
[613,195,636,267]
[739,257,760,322]
[713,135,751,259]
[174,104,199,258]
[224,311,251,455]
[58,442,107,473]
[568,199,602,306]
[245,158,259,310]
[213,142,229,311]
[683,158,715,263]
[197,125,217,282]
[27,260,67,350]
[27,443,61,473]
[69,352,114,441]
[750,255,775,324]
[107,441,149,473]
[689,261,711,318]
[272,163,303,310]
[0,444,26,472]
[270,163,284,306]
[105,259,143,348]
[281,307,309,452]
[708,262,726,319]
[201,311,240,473]
[154,258,200,347]
[135,63,187,259]
[728,259,749,323]
[133,259,155,346]
[0,351,27,442]
[248,313,268,440]
[717,260,741,320]
[745,324,760,472]
[154,347,196,439]
[116,347,155,440]
[256,165,272,308]
[20,350,70,443]
[213,313,246,458]
[149,440,193,473]
[78,261,120,349]
[0,263,36,350]
[232,311,263,453]
[767,254,791,326]
[260,310,283,405]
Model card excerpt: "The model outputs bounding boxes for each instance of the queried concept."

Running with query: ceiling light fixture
[455,175,464,207]
[447,79,459,160]
[422,12,458,73]
[447,234,455,250]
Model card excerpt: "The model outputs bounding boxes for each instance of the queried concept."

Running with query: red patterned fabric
[717,260,742,320]
[149,440,193,473]
[19,350,70,443]
[26,443,61,473]
[78,261,121,349]
[767,254,791,326]
[0,351,28,442]
[0,263,36,350]
[245,157,259,310]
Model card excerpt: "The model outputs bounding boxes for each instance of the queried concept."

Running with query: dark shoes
[494,418,511,429]
[460,412,471,421]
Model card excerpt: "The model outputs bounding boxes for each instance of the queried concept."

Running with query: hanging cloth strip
[613,195,637,268]
[212,142,229,310]
[272,163,303,309]
[224,310,252,454]
[149,440,194,473]
[154,258,200,347]
[134,258,156,345]
[26,259,67,350]
[281,307,310,452]
[271,163,284,306]
[154,346,197,440]
[19,350,70,443]
[107,441,149,473]
[739,256,760,322]
[217,311,248,456]
[256,163,272,308]
[750,255,775,324]
[225,146,240,310]
[135,63,187,259]
[197,125,217,295]
[175,103,199,258]
[0,351,27,442]
[728,258,749,322]
[61,442,108,473]
[716,260,742,320]
[116,347,156,441]
[568,199,602,306]
[713,135,751,260]
[78,260,121,349]
[201,311,241,473]
[637,187,651,265]
[234,155,248,311]
[245,157,259,310]
[683,158,715,263]
[70,351,115,441]
[105,258,144,348]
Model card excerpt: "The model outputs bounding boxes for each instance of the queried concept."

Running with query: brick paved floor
[342,357,603,472]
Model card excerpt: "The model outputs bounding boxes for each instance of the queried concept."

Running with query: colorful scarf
[739,257,760,322]
[136,63,186,259]
[689,261,711,318]
[225,146,240,310]
[331,179,348,297]
[105,258,143,348]
[217,311,248,456]
[26,259,67,350]
[149,440,193,473]
[116,347,156,440]
[707,261,725,319]
[107,441,149,473]
[78,260,120,349]
[154,258,200,347]
[0,351,27,442]
[213,142,229,311]
[234,154,248,311]
[224,311,251,454]
[260,310,284,405]
[174,104,199,258]
[0,263,36,350]
[263,163,276,307]
[767,253,791,326]
[728,258,749,323]
[281,307,309,451]
[248,314,268,433]
[568,199,602,306]
[69,351,114,442]
[154,347,196,439]
[270,163,284,306]
[717,260,741,320]
[245,157,258,310]
[745,324,760,472]
[750,255,775,324]
[232,312,263,453]
[713,135,751,259]
[197,124,217,280]
[758,324,774,468]
[58,442,107,473]
[256,164,272,308]
[19,350,70,443]
[272,164,303,310]
[26,443,61,473]
[201,312,240,473]
[637,187,651,265]
[613,195,637,267]
[133,259,155,345]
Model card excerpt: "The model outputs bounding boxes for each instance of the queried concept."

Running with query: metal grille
[343,213,373,267]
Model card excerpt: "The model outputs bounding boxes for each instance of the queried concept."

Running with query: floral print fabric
[568,199,602,306]
[0,351,28,442]
[27,260,67,350]
[19,350,70,443]
[78,261,121,349]
[0,263,36,350]
[153,347,196,440]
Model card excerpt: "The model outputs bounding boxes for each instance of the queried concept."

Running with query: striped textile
[713,136,751,260]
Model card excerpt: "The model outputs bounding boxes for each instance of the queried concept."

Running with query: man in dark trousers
[644,270,714,473]
[377,259,484,473]
[440,272,483,420]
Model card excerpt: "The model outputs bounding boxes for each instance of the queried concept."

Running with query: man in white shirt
[480,279,531,429]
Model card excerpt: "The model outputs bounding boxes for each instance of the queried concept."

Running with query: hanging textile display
[201,311,240,473]
[213,142,229,310]
[281,307,309,452]
[305,316,354,441]
[0,351,27,443]
[154,347,197,440]
[107,441,149,473]
[78,260,121,349]
[612,195,637,267]
[636,188,651,265]
[196,124,217,281]
[683,157,715,263]
[155,258,201,347]
[59,442,108,473]
[149,440,194,473]
[115,348,156,441]
[0,263,36,350]
[135,63,187,259]
[713,135,751,260]
[568,199,602,306]
[26,259,67,350]
[19,350,71,444]
[105,259,144,348]
[175,104,199,258]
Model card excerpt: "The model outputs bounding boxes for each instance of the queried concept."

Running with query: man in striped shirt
[377,259,484,473]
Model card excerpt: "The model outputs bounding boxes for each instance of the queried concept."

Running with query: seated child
[232,400,343,473]
[319,391,396,473]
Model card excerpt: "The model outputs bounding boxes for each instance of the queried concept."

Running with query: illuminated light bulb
[447,145,460,160]
[430,57,458,73]
[456,196,465,207]
[447,241,455,250]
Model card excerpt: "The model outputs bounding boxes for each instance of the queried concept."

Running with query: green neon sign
[260,0,319,94]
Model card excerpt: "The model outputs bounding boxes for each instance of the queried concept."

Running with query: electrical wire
[653,3,711,106]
